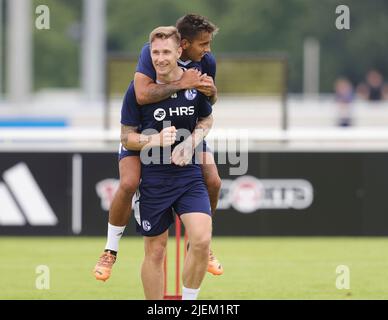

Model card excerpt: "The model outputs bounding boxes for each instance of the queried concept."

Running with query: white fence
[2,127,388,152]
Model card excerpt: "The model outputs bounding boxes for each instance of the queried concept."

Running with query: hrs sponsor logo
[154,106,194,121]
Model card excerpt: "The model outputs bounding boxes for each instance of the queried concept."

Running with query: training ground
[1,237,388,300]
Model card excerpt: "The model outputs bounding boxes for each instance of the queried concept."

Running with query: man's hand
[153,126,177,147]
[197,74,217,97]
[171,137,194,167]
[178,69,202,89]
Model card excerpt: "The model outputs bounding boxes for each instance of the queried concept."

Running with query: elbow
[134,90,149,105]
[120,133,134,151]
[121,134,142,151]
[134,73,153,105]
[120,138,130,151]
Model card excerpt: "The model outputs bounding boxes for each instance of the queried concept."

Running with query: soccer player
[123,26,213,300]
[93,14,222,281]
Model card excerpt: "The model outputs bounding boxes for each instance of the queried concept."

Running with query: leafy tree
[31,0,388,93]
[33,0,81,89]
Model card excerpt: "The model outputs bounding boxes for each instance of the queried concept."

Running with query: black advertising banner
[214,153,365,236]
[0,153,71,235]
[1,151,388,236]
[81,153,120,235]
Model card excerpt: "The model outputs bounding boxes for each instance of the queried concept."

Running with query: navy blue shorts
[118,143,140,161]
[133,174,211,237]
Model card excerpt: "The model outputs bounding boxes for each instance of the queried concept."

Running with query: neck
[156,66,183,84]
[179,51,190,62]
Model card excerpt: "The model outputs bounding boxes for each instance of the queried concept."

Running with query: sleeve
[202,53,217,81]
[135,43,157,81]
[197,93,213,118]
[120,84,141,127]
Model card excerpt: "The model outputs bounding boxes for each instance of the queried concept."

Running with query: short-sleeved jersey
[121,80,212,176]
[136,43,216,81]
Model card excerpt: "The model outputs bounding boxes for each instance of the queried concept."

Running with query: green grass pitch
[1,237,387,300]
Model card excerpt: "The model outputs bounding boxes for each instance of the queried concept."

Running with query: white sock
[105,223,126,252]
[182,286,200,300]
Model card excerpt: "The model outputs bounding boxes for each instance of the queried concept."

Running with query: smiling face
[181,31,212,62]
[150,37,182,77]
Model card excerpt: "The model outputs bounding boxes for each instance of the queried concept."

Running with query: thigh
[119,155,141,182]
[180,212,212,241]
[143,229,169,254]
[173,179,211,216]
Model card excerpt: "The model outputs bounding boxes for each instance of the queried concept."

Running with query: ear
[181,39,190,50]
[177,46,183,59]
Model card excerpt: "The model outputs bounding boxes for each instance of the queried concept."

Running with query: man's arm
[134,73,182,106]
[190,94,214,148]
[171,114,214,166]
[209,94,218,105]
[197,75,218,105]
[200,53,217,105]
[134,69,203,105]
[120,124,177,151]
[191,114,214,148]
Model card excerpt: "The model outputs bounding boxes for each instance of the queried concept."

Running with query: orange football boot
[93,250,117,281]
[207,249,223,276]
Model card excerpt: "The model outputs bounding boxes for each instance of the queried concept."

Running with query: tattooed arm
[171,114,213,166]
[120,124,177,151]
[197,75,218,105]
[134,69,202,105]
[191,114,214,148]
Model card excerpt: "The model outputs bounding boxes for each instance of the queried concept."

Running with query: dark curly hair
[176,14,219,41]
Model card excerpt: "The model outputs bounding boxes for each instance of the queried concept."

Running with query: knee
[119,178,139,195]
[190,235,211,255]
[145,242,167,265]
[205,174,222,193]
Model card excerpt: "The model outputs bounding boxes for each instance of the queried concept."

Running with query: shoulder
[140,42,151,54]
[125,82,139,105]
[201,53,216,79]
[201,53,216,67]
[127,82,135,97]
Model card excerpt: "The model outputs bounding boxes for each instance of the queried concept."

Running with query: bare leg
[200,152,221,214]
[109,156,141,226]
[180,213,212,289]
[94,156,142,281]
[141,230,168,300]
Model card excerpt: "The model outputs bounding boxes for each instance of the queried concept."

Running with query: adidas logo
[0,163,58,226]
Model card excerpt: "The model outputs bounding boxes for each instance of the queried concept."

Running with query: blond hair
[149,26,181,46]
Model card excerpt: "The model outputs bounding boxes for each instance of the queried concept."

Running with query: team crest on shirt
[142,220,152,231]
[153,108,166,121]
[184,89,197,101]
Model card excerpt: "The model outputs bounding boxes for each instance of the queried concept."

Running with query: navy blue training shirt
[136,43,216,81]
[121,80,212,176]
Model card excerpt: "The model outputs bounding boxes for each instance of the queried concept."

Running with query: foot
[207,249,223,276]
[93,250,117,281]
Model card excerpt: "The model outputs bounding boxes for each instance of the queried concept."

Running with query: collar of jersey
[177,58,192,66]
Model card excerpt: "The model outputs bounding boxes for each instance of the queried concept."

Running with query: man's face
[151,38,182,77]
[182,32,212,62]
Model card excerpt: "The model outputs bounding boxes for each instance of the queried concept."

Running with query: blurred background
[1,0,388,130]
[1,0,388,300]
